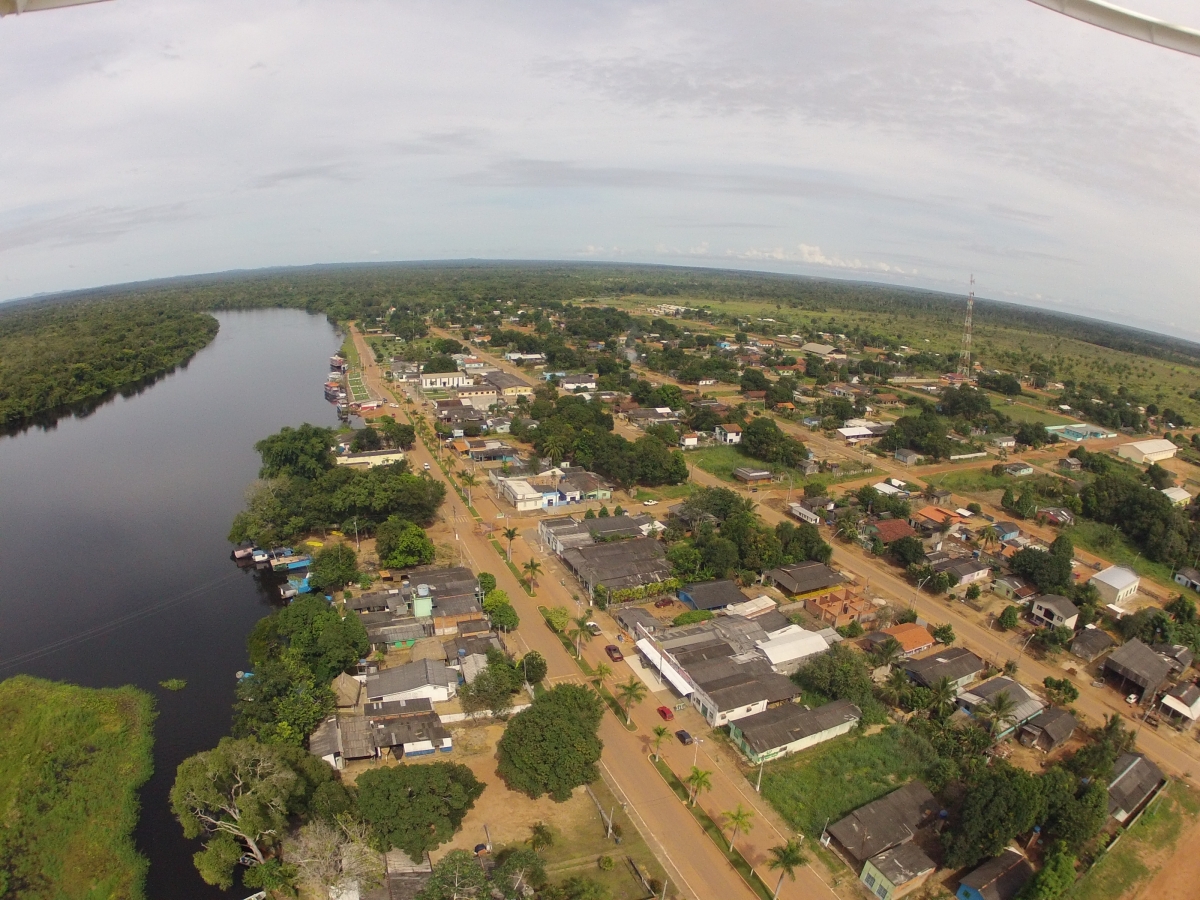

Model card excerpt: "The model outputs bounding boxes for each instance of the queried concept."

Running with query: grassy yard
[631,483,696,503]
[0,675,156,900]
[926,467,1012,494]
[986,395,1076,426]
[1063,521,1177,587]
[691,444,872,488]
[758,725,938,837]
[1065,780,1200,900]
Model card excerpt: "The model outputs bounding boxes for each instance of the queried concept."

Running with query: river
[0,309,343,899]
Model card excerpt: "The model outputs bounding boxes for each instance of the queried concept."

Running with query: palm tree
[879,668,910,709]
[980,525,999,552]
[591,662,613,693]
[615,676,648,724]
[870,636,904,670]
[543,433,569,464]
[652,725,670,761]
[522,558,543,587]
[979,690,1018,737]
[459,472,478,507]
[685,766,712,808]
[721,804,755,854]
[502,527,519,561]
[526,821,553,855]
[928,676,956,719]
[568,614,593,656]
[767,840,807,900]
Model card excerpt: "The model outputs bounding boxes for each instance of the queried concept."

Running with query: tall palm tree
[928,676,956,719]
[652,725,670,761]
[502,527,519,561]
[543,433,569,464]
[979,690,1018,737]
[569,614,593,656]
[767,840,807,900]
[526,821,553,855]
[979,525,999,552]
[721,804,755,854]
[615,676,648,724]
[870,636,904,670]
[685,767,712,808]
[459,472,478,507]
[522,558,543,587]
[879,668,910,709]
[591,662,613,693]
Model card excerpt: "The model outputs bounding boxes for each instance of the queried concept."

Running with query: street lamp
[692,737,705,767]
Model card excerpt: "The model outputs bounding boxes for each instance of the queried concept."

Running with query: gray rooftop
[1105,638,1173,692]
[958,849,1034,900]
[1071,627,1116,660]
[764,561,845,596]
[681,579,748,610]
[735,700,861,755]
[867,842,936,887]
[1108,753,1164,817]
[562,537,672,592]
[1035,594,1080,620]
[827,781,937,863]
[365,659,457,699]
[903,647,984,688]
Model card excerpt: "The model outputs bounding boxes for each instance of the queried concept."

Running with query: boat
[231,542,258,561]
[270,553,312,572]
[251,549,270,565]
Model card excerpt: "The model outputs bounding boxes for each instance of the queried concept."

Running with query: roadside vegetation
[0,675,155,900]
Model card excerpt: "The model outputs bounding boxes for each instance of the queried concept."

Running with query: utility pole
[958,275,975,379]
[756,757,766,793]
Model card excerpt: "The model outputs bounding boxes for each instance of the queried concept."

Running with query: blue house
[677,579,747,611]
[993,521,1020,542]
[956,849,1032,900]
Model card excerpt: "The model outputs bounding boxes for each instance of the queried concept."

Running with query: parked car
[423,462,431,471]
[675,729,693,745]
[605,644,624,662]
[654,598,674,608]
[642,499,658,506]
[657,705,675,721]
[586,621,602,636]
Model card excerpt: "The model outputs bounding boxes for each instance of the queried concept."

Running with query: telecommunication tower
[958,275,975,378]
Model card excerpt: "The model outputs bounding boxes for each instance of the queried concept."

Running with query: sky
[1,0,1199,337]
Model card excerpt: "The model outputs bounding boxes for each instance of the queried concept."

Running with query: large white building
[421,372,474,390]
[1091,565,1140,606]
[1117,439,1178,464]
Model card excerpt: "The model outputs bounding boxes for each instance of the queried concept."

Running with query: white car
[642,500,658,507]
[423,462,431,471]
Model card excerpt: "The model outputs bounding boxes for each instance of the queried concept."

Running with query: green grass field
[691,444,872,488]
[926,467,1012,494]
[1063,522,1177,587]
[986,395,1076,426]
[758,725,938,837]
[0,675,156,900]
[1065,780,1200,900]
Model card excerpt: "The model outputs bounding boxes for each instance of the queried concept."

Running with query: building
[1030,595,1079,630]
[558,468,613,501]
[1117,439,1178,464]
[1059,456,1083,472]
[827,781,937,865]
[904,647,985,691]
[991,435,1017,449]
[1091,566,1140,605]
[421,371,473,390]
[765,561,846,597]
[1018,708,1077,751]
[561,537,673,599]
[364,659,459,704]
[993,521,1021,541]
[1070,626,1116,662]
[788,496,834,525]
[992,576,1037,603]
[454,385,499,410]
[754,625,833,674]
[728,700,862,763]
[614,606,659,636]
[1039,507,1076,527]
[1107,753,1165,823]
[687,660,800,727]
[955,849,1033,900]
[1150,642,1194,674]
[1161,681,1200,722]
[1162,486,1192,506]
[498,478,547,512]
[714,423,742,444]
[678,579,748,611]
[934,558,991,588]
[803,588,871,629]
[956,678,1045,738]
[867,623,936,657]
[679,432,701,449]
[733,466,774,484]
[560,373,598,391]
[1174,566,1200,592]
[868,519,918,544]
[860,844,937,900]
[895,448,922,466]
[1103,639,1172,700]
[482,371,535,400]
[1002,462,1033,477]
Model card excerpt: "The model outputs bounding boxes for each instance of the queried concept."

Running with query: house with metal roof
[956,677,1045,739]
[955,849,1033,900]
[1174,566,1200,593]
[1071,626,1116,662]
[1108,753,1165,823]
[1030,595,1079,630]
[904,647,985,691]
[860,843,937,900]
[1091,565,1140,605]
[1161,682,1200,722]
[678,579,749,611]
[826,781,937,865]
[1151,642,1194,674]
[1017,708,1077,752]
[1104,638,1172,700]
[561,537,673,598]
[764,561,846,597]
[728,699,861,764]
[365,659,459,704]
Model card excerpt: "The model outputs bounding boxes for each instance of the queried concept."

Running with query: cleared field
[1063,522,1177,587]
[986,395,1077,426]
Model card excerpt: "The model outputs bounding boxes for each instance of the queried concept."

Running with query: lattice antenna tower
[959,274,975,378]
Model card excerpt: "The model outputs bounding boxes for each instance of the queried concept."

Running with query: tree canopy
[497,684,604,801]
[356,763,485,858]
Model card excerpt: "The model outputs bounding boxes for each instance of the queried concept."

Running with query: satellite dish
[1028,0,1200,57]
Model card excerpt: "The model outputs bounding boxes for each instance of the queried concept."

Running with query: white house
[1091,566,1140,605]
[335,449,406,468]
[1162,487,1192,506]
[679,432,701,449]
[560,373,598,391]
[498,478,547,513]
[421,372,473,390]
[715,423,742,445]
[1117,439,1178,464]
[1030,595,1080,630]
[364,660,458,704]
[728,699,861,764]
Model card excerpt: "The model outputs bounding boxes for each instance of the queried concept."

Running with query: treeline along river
[0,309,342,898]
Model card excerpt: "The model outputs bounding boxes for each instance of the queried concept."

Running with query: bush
[597,855,615,871]
[478,572,497,592]
[673,609,715,626]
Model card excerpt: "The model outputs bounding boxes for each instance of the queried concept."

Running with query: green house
[860,844,936,900]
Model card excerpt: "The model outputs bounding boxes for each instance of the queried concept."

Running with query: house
[677,580,748,611]
[860,843,937,900]
[933,558,992,588]
[679,432,701,449]
[1030,595,1079,630]
[1059,456,1083,472]
[956,678,1045,738]
[499,478,548,512]
[803,588,871,628]
[421,371,473,390]
[801,341,837,357]
[867,519,918,544]
[1150,642,1194,674]
[991,435,1017,450]
[715,423,743,444]
[1071,626,1116,662]
[927,488,954,507]
[482,371,535,400]
[614,606,660,637]
[1039,507,1076,526]
[765,561,846,597]
[561,537,673,598]
[559,468,613,501]
[904,647,985,691]
[335,448,407,469]
[1107,753,1165,823]
[733,466,774,484]
[1161,681,1200,722]
[874,393,903,407]
[911,505,964,533]
[455,385,499,410]
[308,715,377,769]
[1003,462,1033,477]
[1174,566,1200,592]
[332,672,363,709]
[1091,566,1140,605]
[867,623,936,657]
[364,659,459,704]
[993,521,1021,542]
[894,448,922,466]
[1104,639,1172,700]
[687,660,800,727]
[1162,486,1192,506]
[1018,708,1077,751]
[1117,439,1178,464]
[826,781,938,865]
[560,373,598,391]
[992,576,1037,603]
[955,849,1033,900]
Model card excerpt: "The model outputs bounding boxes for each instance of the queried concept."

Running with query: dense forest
[4,261,1200,430]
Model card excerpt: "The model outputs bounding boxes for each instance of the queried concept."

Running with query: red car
[605,644,624,663]
[657,705,675,721]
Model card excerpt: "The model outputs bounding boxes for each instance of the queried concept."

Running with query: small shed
[956,849,1033,900]
[1108,753,1165,823]
[861,843,936,900]
[1018,708,1077,752]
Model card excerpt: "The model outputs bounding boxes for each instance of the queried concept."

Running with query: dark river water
[0,309,342,899]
